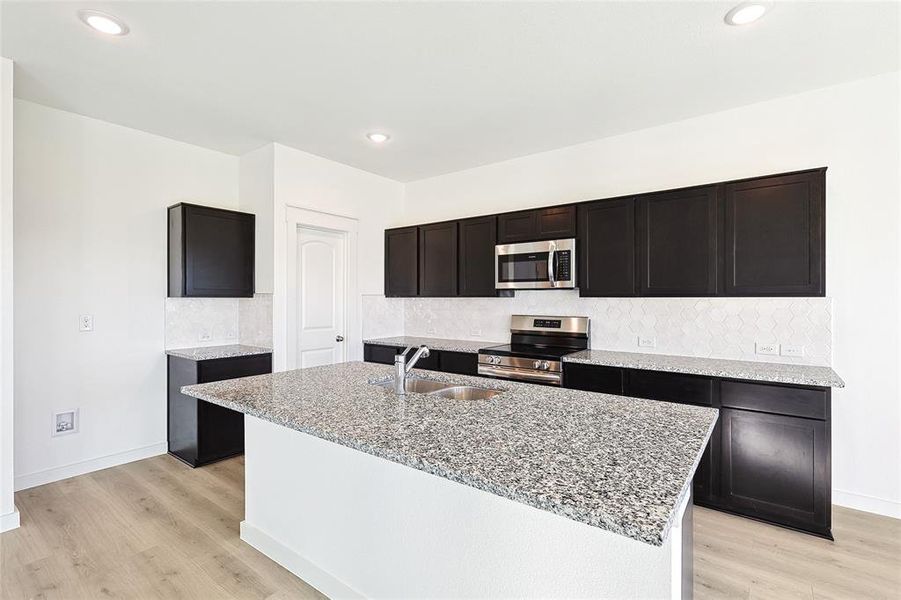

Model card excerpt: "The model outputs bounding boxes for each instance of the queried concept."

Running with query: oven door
[495,239,575,289]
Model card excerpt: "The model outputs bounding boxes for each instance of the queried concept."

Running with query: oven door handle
[477,364,562,384]
[547,241,557,286]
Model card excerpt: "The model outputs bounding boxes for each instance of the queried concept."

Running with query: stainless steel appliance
[478,315,589,385]
[495,238,576,290]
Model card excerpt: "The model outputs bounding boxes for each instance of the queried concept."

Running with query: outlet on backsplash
[637,336,656,349]
[781,345,805,358]
[470,328,483,337]
[755,342,779,356]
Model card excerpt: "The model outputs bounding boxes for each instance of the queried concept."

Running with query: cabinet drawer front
[440,351,478,376]
[626,370,714,406]
[363,344,400,365]
[720,380,827,420]
[563,363,624,395]
[198,354,272,384]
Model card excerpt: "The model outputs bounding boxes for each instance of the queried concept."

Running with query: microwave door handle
[547,242,556,286]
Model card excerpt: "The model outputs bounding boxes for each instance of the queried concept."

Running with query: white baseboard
[240,520,364,600]
[1,508,20,532]
[14,442,168,492]
[834,489,901,519]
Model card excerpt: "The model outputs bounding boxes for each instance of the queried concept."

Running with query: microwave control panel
[555,250,572,281]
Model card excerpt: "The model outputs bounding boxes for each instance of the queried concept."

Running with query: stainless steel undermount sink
[373,378,501,400]
[429,386,502,401]
[373,378,450,394]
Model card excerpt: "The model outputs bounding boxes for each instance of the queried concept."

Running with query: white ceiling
[2,1,898,182]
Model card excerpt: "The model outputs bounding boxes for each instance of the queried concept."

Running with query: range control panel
[533,318,562,329]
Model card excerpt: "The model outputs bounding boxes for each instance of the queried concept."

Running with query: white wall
[243,143,405,371]
[401,72,901,517]
[0,57,18,531]
[13,100,239,490]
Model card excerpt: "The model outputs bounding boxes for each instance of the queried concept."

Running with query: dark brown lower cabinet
[168,352,272,467]
[720,407,830,538]
[563,363,833,538]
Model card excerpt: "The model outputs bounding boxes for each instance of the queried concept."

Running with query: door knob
[336,335,345,342]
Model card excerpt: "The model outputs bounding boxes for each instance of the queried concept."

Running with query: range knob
[533,360,542,369]
[489,355,501,365]
[540,361,551,370]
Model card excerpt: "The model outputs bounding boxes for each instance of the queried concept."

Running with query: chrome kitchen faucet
[394,345,430,394]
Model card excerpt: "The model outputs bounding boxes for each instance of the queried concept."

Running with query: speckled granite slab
[563,350,844,388]
[363,336,502,354]
[182,361,717,546]
[166,344,272,361]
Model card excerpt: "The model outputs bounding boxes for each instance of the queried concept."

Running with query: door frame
[283,206,359,371]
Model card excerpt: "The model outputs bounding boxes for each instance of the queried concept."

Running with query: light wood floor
[2,455,899,599]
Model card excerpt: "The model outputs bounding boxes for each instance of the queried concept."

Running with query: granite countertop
[363,336,502,354]
[166,344,272,361]
[181,361,717,546]
[563,349,844,388]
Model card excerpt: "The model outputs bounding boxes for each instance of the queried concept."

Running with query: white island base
[240,416,693,599]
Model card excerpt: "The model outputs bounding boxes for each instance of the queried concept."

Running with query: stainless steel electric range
[478,315,590,386]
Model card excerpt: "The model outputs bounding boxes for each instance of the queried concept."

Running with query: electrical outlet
[470,328,482,337]
[78,315,94,332]
[638,335,656,349]
[755,342,779,356]
[52,409,79,437]
[199,329,212,342]
[427,327,437,335]
[781,345,805,358]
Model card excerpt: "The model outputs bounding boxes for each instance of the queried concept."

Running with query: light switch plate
[755,342,779,356]
[781,345,805,357]
[638,335,657,348]
[78,315,93,332]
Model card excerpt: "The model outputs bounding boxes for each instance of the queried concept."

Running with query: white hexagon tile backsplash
[390,290,832,366]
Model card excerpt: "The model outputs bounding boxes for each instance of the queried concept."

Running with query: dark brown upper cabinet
[458,215,500,297]
[638,186,718,296]
[168,203,255,298]
[497,205,576,243]
[384,226,418,297]
[418,221,459,297]
[724,169,825,296]
[578,198,637,297]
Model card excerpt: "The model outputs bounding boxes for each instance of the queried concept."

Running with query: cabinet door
[536,205,577,239]
[721,408,830,537]
[578,198,637,297]
[459,216,499,297]
[419,222,459,297]
[638,186,718,296]
[497,210,538,243]
[498,206,577,244]
[170,204,255,298]
[724,170,825,296]
[384,227,419,297]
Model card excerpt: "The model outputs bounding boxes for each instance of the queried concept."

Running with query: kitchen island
[182,361,718,599]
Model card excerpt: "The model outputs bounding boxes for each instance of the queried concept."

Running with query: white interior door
[295,226,346,368]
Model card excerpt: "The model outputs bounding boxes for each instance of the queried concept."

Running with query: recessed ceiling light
[724,2,768,26]
[367,132,390,144]
[78,10,129,36]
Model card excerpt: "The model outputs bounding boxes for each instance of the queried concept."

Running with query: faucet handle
[396,346,414,360]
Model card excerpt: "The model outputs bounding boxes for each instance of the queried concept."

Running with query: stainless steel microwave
[495,238,576,290]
